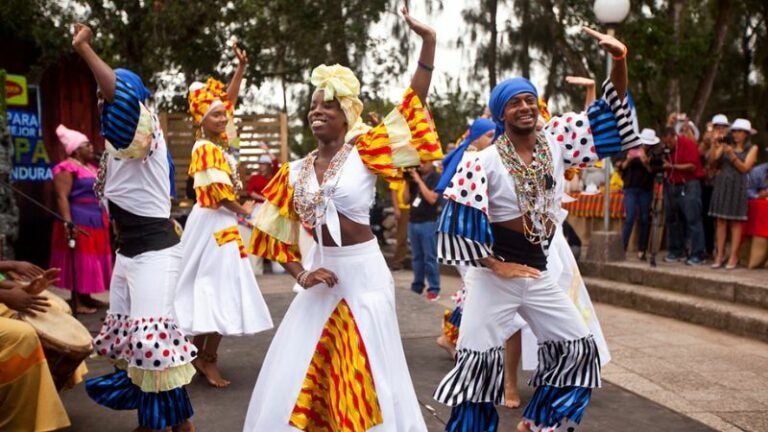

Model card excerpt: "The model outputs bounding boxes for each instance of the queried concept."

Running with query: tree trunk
[488,0,498,89]
[541,0,589,78]
[542,53,559,102]
[520,0,531,79]
[665,0,685,115]
[328,1,349,66]
[689,0,733,125]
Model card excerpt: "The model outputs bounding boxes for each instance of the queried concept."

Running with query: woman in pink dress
[49,124,112,313]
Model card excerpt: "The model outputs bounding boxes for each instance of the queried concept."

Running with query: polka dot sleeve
[437,153,494,267]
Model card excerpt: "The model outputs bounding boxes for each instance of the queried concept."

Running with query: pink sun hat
[56,124,90,155]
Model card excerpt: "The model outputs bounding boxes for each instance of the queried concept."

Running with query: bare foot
[194,359,230,388]
[74,305,98,314]
[504,383,522,409]
[516,420,532,432]
[172,420,195,432]
[435,335,456,358]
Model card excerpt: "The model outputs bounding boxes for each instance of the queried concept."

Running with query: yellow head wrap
[188,78,234,126]
[310,64,370,142]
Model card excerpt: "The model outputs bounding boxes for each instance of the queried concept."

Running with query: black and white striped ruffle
[437,232,492,267]
[601,80,641,151]
[433,346,505,406]
[529,335,602,389]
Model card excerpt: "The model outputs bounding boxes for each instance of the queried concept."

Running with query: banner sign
[9,109,52,181]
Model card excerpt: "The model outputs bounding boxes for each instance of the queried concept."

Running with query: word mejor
[9,110,52,181]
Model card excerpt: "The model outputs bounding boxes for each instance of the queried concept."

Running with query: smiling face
[201,104,229,137]
[308,90,347,142]
[502,92,539,135]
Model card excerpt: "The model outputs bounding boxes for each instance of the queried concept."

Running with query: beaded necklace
[496,132,556,250]
[293,142,353,229]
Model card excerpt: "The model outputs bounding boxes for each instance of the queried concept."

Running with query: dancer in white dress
[174,43,273,388]
[243,8,442,431]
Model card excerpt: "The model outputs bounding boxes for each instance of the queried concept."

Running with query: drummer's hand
[24,268,61,295]
[0,287,50,316]
[482,257,541,279]
[303,268,339,288]
[3,260,45,281]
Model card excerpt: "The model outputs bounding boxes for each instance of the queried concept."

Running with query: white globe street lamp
[594,0,630,233]
[594,0,630,24]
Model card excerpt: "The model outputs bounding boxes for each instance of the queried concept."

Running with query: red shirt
[246,174,271,202]
[667,135,704,184]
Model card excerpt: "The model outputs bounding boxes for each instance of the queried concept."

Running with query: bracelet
[417,61,434,72]
[612,46,628,61]
[296,270,310,288]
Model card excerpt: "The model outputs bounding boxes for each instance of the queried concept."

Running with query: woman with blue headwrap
[433,27,640,432]
[72,23,196,432]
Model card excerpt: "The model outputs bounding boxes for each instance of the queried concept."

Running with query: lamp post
[594,0,630,232]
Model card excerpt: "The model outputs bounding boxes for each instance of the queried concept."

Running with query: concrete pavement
[54,270,722,431]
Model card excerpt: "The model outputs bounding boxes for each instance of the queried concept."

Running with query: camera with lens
[648,146,668,172]
[717,134,734,145]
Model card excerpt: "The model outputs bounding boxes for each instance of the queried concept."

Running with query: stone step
[580,260,768,309]
[584,276,768,343]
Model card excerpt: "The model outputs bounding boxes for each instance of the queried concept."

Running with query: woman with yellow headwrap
[243,7,441,431]
[174,42,273,389]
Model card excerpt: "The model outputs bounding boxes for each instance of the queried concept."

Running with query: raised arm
[582,26,628,99]
[72,23,116,102]
[403,6,436,103]
[227,41,248,107]
[565,76,597,111]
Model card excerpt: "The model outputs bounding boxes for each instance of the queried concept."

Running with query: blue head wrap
[435,118,496,193]
[115,69,151,101]
[488,77,538,140]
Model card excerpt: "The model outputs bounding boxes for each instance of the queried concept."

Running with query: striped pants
[433,268,601,432]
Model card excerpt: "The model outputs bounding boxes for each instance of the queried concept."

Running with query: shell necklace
[496,132,556,250]
[293,142,353,229]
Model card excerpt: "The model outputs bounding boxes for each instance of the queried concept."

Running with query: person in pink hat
[49,124,112,313]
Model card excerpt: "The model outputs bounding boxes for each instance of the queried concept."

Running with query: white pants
[108,245,182,318]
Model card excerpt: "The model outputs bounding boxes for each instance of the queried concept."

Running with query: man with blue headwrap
[72,23,196,432]
[433,27,640,432]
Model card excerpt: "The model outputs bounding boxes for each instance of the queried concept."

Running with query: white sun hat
[711,114,729,126]
[639,128,660,145]
[731,118,752,134]
[257,154,273,164]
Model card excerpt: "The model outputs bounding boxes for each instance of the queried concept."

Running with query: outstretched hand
[233,41,248,65]
[582,26,627,58]
[72,23,93,49]
[401,6,435,40]
[565,76,595,87]
[24,268,61,295]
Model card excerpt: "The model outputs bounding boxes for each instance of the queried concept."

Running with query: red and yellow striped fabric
[248,163,302,262]
[213,226,247,258]
[442,309,460,346]
[561,191,625,219]
[356,87,443,183]
[289,299,382,431]
[190,141,235,208]
[189,141,231,176]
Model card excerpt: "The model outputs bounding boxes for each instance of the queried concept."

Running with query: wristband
[418,61,434,72]
[612,46,628,61]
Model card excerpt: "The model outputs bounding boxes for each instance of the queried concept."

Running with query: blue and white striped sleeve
[437,153,494,267]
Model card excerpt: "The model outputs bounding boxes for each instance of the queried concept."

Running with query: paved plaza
[50,269,768,431]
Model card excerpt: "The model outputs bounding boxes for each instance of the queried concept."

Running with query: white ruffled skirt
[174,205,273,336]
[243,239,426,431]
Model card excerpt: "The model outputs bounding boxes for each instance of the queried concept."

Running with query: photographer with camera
[613,128,662,259]
[660,127,707,265]
[707,118,759,269]
[405,160,442,301]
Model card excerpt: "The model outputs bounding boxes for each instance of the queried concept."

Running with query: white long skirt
[243,239,427,432]
[174,205,273,336]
